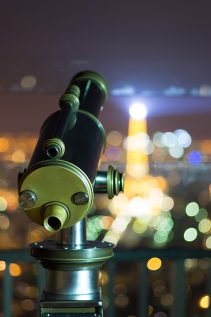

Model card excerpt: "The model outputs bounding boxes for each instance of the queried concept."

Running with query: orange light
[201,140,211,155]
[9,263,22,277]
[11,149,26,163]
[100,216,113,229]
[0,138,9,152]
[147,257,162,271]
[0,261,6,271]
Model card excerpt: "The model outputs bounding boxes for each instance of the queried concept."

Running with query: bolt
[19,190,36,209]
[71,192,89,205]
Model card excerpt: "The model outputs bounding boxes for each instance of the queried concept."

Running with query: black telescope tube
[27,71,108,182]
[69,71,108,117]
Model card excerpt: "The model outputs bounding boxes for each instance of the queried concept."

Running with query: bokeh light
[175,129,192,148]
[198,219,211,233]
[107,130,123,147]
[199,295,210,309]
[205,236,211,249]
[0,197,7,211]
[162,132,177,147]
[184,228,198,242]
[0,215,10,229]
[0,261,6,271]
[168,145,184,158]
[20,75,37,89]
[9,263,22,277]
[129,102,147,120]
[187,151,202,165]
[147,257,162,271]
[186,202,199,217]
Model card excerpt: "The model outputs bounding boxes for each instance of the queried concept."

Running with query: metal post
[137,261,149,317]
[37,264,45,297]
[171,259,186,317]
[57,220,86,247]
[207,260,211,317]
[3,262,12,317]
[107,261,116,317]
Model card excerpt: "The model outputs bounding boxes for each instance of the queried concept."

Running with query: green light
[133,219,147,234]
[198,219,211,233]
[184,228,198,242]
[157,218,174,233]
[195,208,208,222]
[154,231,168,244]
[186,202,199,217]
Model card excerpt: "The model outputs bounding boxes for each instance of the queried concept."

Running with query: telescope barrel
[18,71,108,231]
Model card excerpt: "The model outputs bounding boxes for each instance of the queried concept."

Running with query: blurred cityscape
[0,119,211,316]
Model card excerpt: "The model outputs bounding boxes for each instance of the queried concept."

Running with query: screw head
[19,190,36,209]
[71,192,89,205]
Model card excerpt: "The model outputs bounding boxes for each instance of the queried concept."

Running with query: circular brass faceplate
[19,161,94,228]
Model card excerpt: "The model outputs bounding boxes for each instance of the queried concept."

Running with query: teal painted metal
[138,261,149,317]
[107,261,116,317]
[207,264,211,317]
[3,263,12,317]
[172,259,186,317]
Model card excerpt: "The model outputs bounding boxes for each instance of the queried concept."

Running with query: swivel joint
[94,165,124,199]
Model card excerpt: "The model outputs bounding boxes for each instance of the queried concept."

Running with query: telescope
[18,71,124,316]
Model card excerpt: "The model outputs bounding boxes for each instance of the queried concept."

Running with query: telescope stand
[31,220,114,317]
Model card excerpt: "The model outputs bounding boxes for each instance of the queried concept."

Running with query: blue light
[187,151,202,165]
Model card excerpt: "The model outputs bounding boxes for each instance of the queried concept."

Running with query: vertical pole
[37,264,45,296]
[3,262,12,317]
[137,261,149,317]
[57,219,86,247]
[207,262,211,317]
[171,259,186,317]
[107,261,116,317]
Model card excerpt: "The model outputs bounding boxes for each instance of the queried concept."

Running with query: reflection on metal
[18,190,36,209]
[94,165,124,198]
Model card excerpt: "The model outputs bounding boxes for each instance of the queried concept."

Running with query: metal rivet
[71,192,89,205]
[19,190,36,208]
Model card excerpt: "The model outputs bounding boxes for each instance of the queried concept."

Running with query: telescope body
[18,72,109,232]
[18,71,124,316]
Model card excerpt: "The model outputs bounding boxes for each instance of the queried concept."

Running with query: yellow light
[0,261,6,271]
[133,218,148,234]
[198,219,211,233]
[147,257,162,271]
[125,118,149,190]
[11,149,26,163]
[109,193,128,216]
[205,236,211,249]
[199,295,210,309]
[9,263,22,277]
[103,231,120,245]
[155,176,168,191]
[0,197,7,211]
[0,138,9,152]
